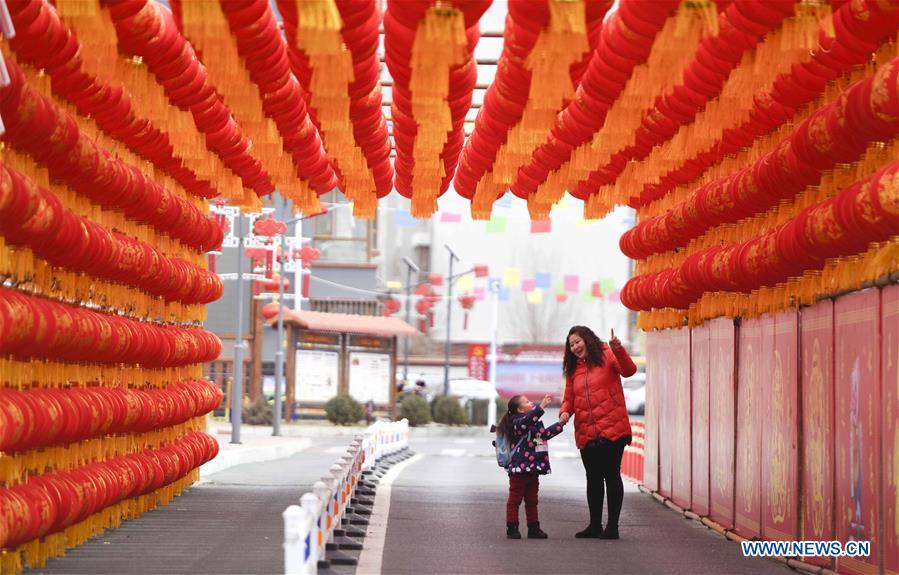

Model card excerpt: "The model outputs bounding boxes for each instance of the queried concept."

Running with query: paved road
[379,432,791,575]
[28,435,355,575]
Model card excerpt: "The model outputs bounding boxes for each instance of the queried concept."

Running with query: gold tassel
[408,6,467,217]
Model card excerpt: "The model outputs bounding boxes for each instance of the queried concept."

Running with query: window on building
[311,190,372,262]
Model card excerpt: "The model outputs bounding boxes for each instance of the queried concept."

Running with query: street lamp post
[401,256,420,385]
[443,245,459,397]
[272,200,288,436]
[488,278,500,431]
[231,212,246,444]
[271,203,344,435]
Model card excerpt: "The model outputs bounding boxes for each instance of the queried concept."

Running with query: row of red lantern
[193,0,339,195]
[625,0,899,209]
[508,0,680,200]
[5,0,218,200]
[385,0,491,215]
[621,59,899,260]
[0,431,218,551]
[620,162,899,312]
[105,0,275,197]
[0,287,221,367]
[0,379,223,453]
[0,61,223,254]
[279,0,394,200]
[455,0,610,207]
[570,0,796,200]
[0,165,223,306]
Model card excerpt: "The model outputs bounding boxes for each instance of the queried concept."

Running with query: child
[500,393,565,539]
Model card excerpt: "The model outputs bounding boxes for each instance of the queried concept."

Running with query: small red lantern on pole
[458,293,476,330]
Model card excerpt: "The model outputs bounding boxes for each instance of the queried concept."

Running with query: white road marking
[453,438,476,444]
[553,451,580,459]
[439,448,466,457]
[356,454,426,575]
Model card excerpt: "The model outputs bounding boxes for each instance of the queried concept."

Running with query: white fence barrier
[283,419,410,575]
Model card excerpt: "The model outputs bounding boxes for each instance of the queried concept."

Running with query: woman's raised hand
[609,328,622,349]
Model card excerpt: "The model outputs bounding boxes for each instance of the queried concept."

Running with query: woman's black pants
[579,437,628,529]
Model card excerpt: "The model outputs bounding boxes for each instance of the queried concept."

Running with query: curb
[198,437,313,482]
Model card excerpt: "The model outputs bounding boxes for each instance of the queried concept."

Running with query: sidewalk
[28,429,356,575]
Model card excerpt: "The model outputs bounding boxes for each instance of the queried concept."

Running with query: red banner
[671,327,692,510]
[709,317,736,529]
[881,285,898,575]
[643,331,662,492]
[691,324,711,517]
[835,289,882,575]
[735,316,764,539]
[467,343,489,381]
[800,299,835,568]
[762,310,799,541]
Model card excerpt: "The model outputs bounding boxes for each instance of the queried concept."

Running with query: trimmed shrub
[432,396,469,425]
[324,395,364,426]
[399,394,431,427]
[242,396,272,425]
[495,396,508,420]
[467,396,508,426]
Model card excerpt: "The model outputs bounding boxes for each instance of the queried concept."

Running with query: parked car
[622,373,646,415]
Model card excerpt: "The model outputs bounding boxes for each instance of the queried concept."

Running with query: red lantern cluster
[413,283,441,330]
[4,0,219,200]
[279,0,394,198]
[106,0,275,196]
[0,288,222,368]
[192,0,340,195]
[509,0,680,200]
[385,0,491,207]
[621,162,899,311]
[0,166,223,305]
[0,62,223,254]
[571,0,795,200]
[0,431,218,551]
[454,0,611,202]
[0,380,223,453]
[382,297,401,317]
[625,0,899,208]
[621,60,899,260]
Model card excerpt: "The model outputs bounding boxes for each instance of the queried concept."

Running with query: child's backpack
[491,424,529,469]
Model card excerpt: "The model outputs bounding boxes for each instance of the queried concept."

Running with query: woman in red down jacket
[559,325,637,540]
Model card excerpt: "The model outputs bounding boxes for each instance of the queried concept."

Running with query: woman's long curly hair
[563,325,605,378]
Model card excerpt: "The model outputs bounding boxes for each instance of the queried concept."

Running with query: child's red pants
[507,474,539,524]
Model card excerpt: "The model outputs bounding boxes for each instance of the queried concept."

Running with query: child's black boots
[506,522,521,539]
[527,522,548,539]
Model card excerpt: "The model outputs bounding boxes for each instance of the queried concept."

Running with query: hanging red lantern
[383,297,401,317]
[458,294,476,329]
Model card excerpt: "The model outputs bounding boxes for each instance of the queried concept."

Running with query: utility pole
[443,244,459,397]
[401,256,420,385]
[231,212,246,444]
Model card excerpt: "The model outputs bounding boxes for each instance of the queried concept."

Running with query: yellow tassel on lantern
[295,0,378,218]
[408,5,467,217]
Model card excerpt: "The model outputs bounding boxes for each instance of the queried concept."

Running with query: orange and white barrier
[283,419,410,574]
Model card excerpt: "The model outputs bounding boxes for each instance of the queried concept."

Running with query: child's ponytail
[498,395,524,438]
